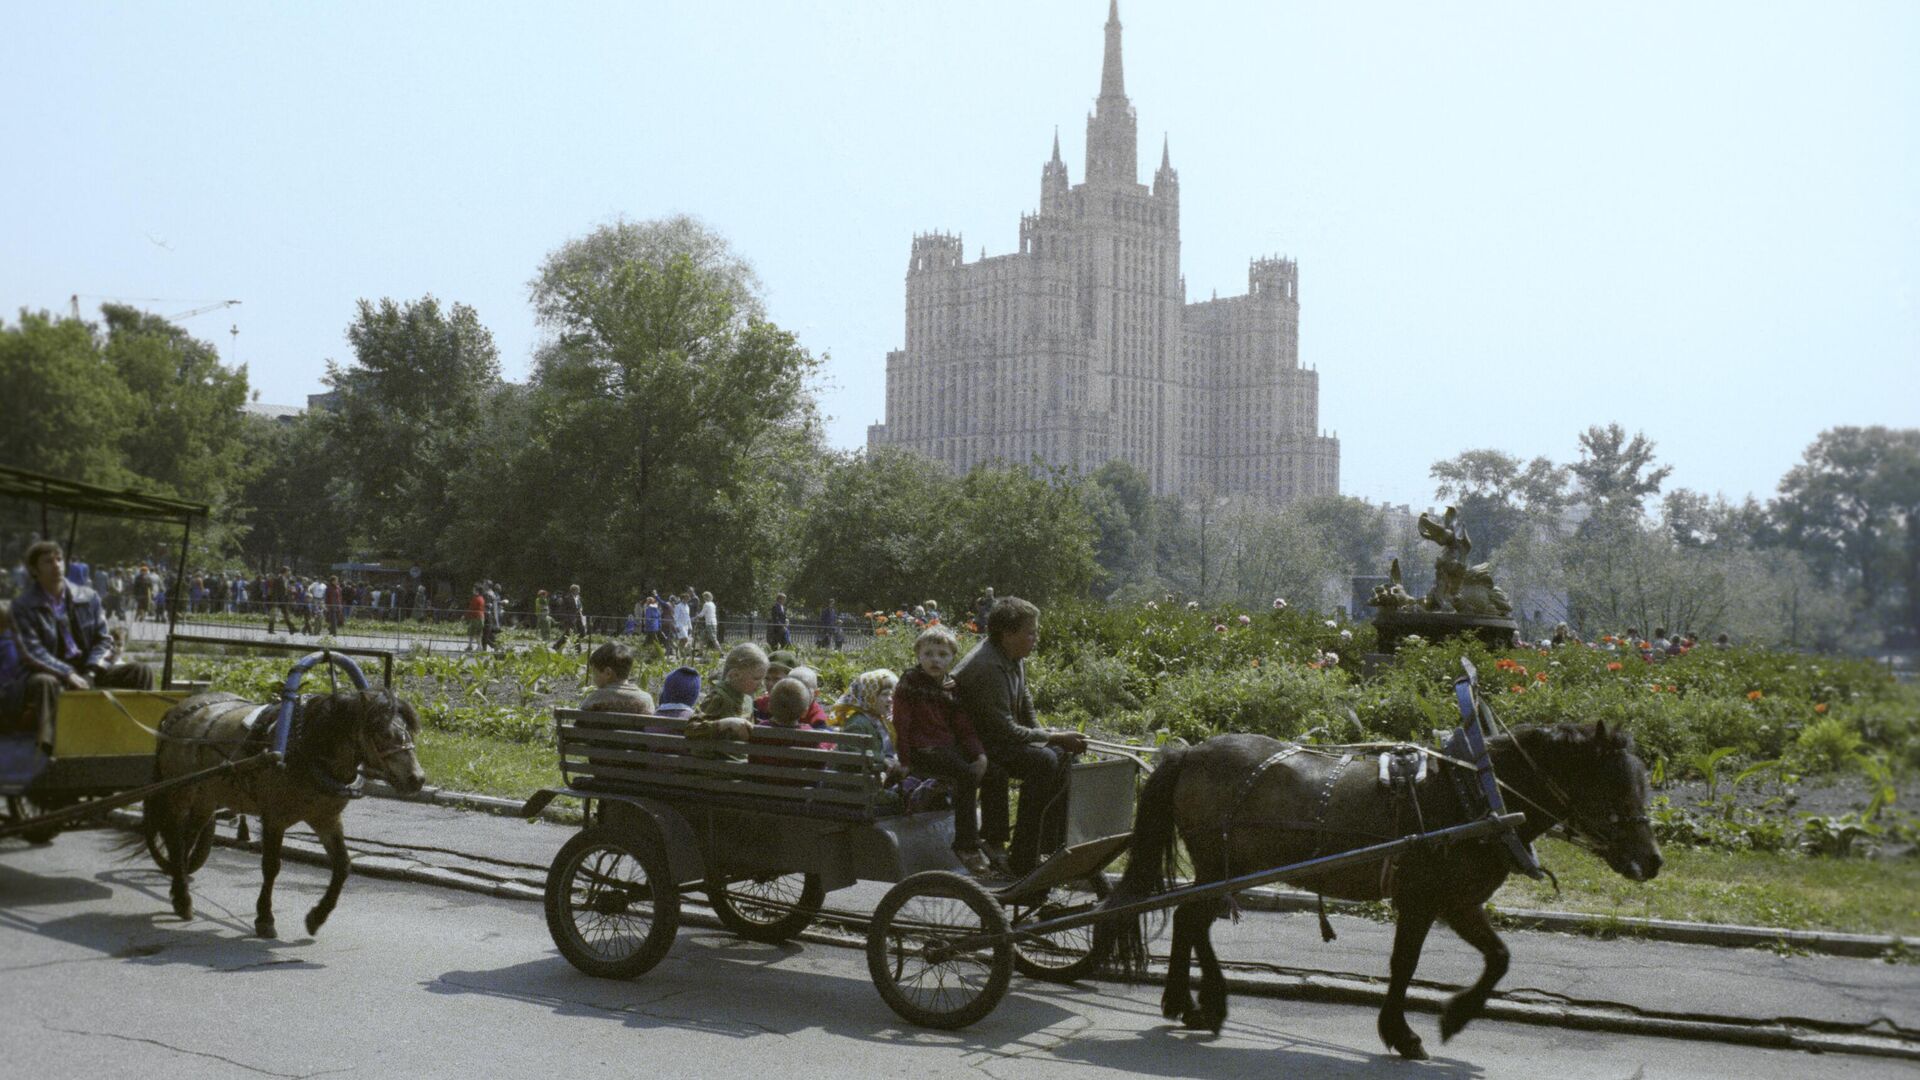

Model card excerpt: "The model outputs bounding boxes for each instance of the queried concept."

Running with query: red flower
[1508,685,1525,694]
[1814,702,1828,714]
[1747,690,1764,701]
[1607,662,1623,672]
[1535,672,1548,683]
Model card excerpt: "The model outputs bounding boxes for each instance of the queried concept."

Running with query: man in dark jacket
[951,596,1088,876]
[10,542,154,753]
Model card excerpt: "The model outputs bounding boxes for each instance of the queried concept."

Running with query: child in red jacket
[893,624,991,874]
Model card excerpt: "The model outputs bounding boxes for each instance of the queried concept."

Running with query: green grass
[414,729,561,801]
[1495,836,1920,936]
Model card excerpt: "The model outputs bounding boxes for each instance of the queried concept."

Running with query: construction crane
[170,299,241,321]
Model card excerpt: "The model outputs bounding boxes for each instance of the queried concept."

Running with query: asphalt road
[1,830,1905,1080]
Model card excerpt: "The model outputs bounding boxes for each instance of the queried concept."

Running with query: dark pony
[138,690,426,938]
[1111,721,1660,1060]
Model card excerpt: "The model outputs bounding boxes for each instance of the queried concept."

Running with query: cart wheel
[8,795,60,845]
[145,818,218,876]
[867,870,1013,1030]
[707,872,825,944]
[1010,873,1114,983]
[545,827,680,979]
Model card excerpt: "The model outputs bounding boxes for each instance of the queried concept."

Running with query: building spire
[1160,133,1171,171]
[1052,127,1063,165]
[1100,0,1125,100]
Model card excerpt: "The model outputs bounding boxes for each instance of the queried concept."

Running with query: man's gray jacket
[951,638,1049,756]
[11,582,112,679]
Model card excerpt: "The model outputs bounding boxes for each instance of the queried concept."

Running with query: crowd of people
[1540,622,1730,659]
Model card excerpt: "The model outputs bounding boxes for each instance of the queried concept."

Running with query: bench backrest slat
[553,708,887,813]
[561,743,877,790]
[566,759,879,806]
[555,709,877,749]
[558,724,876,768]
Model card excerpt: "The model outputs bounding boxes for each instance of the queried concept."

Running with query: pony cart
[523,708,1140,1025]
[524,659,1553,1031]
[0,649,389,863]
[2,466,211,851]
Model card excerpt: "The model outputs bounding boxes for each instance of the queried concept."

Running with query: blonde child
[893,625,991,873]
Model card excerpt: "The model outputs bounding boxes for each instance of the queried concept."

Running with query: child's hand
[969,755,988,781]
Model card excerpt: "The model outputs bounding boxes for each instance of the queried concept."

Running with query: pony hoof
[256,919,277,939]
[1380,1026,1427,1060]
[1161,993,1194,1021]
[304,909,326,936]
[1181,1009,1222,1034]
[1440,1002,1472,1042]
[171,897,193,920]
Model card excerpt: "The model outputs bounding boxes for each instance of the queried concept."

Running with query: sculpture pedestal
[1373,610,1519,654]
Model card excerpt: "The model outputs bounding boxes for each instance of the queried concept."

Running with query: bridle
[1492,732,1650,862]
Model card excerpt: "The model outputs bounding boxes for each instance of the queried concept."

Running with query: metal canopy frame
[0,465,210,688]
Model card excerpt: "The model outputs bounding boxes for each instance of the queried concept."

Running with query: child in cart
[686,643,761,756]
[893,625,993,875]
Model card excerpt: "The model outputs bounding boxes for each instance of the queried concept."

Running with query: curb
[360,780,1920,961]
[121,812,1919,1063]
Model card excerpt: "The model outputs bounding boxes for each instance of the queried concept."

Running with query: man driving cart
[10,541,154,755]
[951,596,1088,877]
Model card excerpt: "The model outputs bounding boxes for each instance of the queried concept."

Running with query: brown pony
[1111,721,1660,1059]
[139,690,425,938]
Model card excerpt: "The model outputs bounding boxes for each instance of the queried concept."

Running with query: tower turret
[1152,133,1178,199]
[909,232,964,274]
[1084,0,1138,186]
[1042,128,1069,208]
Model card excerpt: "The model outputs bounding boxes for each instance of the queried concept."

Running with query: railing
[129,606,885,657]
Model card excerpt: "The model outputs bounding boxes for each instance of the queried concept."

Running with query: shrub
[1792,715,1864,774]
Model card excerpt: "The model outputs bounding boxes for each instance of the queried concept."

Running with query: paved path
[141,793,1920,1050]
[2,830,1912,1080]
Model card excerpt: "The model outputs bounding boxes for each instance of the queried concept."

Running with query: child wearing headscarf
[832,669,903,782]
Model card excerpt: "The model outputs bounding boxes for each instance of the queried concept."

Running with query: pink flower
[1273,598,1288,610]
[1237,614,1251,626]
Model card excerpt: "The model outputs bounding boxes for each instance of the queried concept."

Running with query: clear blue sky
[5,1,1916,511]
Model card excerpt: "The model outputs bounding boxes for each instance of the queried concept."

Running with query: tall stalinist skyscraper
[866,2,1339,504]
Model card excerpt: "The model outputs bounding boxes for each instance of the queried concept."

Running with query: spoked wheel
[146,818,218,876]
[545,828,680,978]
[867,870,1013,1030]
[707,872,825,943]
[1008,873,1114,983]
[7,794,62,845]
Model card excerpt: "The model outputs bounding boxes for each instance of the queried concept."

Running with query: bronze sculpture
[1370,506,1517,654]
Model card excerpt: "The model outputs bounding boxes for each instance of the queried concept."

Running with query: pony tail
[114,790,167,862]
[1107,743,1189,977]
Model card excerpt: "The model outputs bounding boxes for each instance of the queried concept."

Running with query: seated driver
[10,541,155,754]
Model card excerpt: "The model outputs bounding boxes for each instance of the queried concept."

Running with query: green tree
[1430,448,1568,558]
[791,449,956,610]
[1771,426,1920,636]
[1083,460,1160,597]
[320,295,501,557]
[1571,423,1672,524]
[1,306,256,566]
[946,464,1098,608]
[509,217,822,611]
[99,304,254,556]
[0,309,136,486]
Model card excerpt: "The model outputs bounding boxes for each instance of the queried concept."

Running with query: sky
[4,1,1916,512]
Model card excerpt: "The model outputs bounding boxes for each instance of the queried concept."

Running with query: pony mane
[1504,720,1636,760]
[290,691,414,762]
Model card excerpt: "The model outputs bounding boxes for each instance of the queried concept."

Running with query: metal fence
[123,605,878,657]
